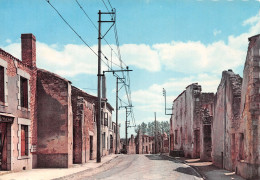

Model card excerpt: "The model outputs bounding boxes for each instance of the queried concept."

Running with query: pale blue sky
[1,0,260,136]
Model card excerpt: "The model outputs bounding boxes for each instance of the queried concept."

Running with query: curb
[52,155,118,180]
[160,154,206,180]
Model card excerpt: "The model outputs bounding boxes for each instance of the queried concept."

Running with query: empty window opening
[20,77,28,108]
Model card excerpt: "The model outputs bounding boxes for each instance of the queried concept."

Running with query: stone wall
[171,83,202,158]
[212,70,242,170]
[36,69,73,168]
[0,33,37,171]
[128,134,136,154]
[236,34,260,179]
[200,93,214,161]
[72,95,96,164]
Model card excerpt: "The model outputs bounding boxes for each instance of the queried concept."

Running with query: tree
[135,121,170,136]
[160,121,170,136]
[135,122,147,135]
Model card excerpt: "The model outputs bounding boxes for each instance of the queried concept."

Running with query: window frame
[18,118,31,159]
[17,69,30,111]
[0,58,8,106]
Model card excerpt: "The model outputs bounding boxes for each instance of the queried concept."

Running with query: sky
[0,0,260,137]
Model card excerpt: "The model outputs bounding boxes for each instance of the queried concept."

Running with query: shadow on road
[174,167,201,178]
[145,154,181,163]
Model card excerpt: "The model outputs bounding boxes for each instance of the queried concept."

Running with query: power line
[101,0,112,15]
[75,0,127,70]
[45,0,97,56]
[47,0,135,127]
[107,0,113,9]
[45,0,125,72]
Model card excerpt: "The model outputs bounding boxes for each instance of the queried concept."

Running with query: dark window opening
[175,130,178,144]
[0,66,4,103]
[239,133,245,160]
[21,125,28,156]
[102,133,106,149]
[104,112,108,126]
[20,77,28,108]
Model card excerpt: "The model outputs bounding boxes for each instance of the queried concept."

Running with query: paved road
[66,154,202,180]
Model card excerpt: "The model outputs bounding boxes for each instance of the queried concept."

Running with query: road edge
[160,154,206,180]
[52,155,119,180]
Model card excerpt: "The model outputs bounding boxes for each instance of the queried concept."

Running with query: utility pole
[97,10,115,163]
[97,10,102,163]
[125,107,128,149]
[115,77,118,154]
[119,105,133,153]
[154,112,157,154]
[102,70,132,154]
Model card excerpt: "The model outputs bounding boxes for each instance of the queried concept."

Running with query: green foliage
[135,120,170,136]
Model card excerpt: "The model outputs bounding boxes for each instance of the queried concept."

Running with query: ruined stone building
[170,83,214,159]
[127,134,136,154]
[235,34,260,179]
[37,69,73,168]
[212,70,242,171]
[72,86,118,158]
[169,34,260,179]
[71,86,97,164]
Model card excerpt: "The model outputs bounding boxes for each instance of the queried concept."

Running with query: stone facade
[71,86,117,159]
[127,134,136,154]
[235,34,260,179]
[212,70,242,170]
[72,88,97,164]
[36,69,73,168]
[171,83,202,158]
[170,83,214,159]
[169,34,260,179]
[0,33,119,172]
[0,34,37,171]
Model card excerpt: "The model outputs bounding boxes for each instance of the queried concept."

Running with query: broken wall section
[236,34,260,179]
[200,93,214,161]
[171,83,202,158]
[212,70,242,171]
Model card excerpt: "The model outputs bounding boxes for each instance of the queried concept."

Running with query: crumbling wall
[128,135,136,154]
[172,83,202,158]
[212,70,242,171]
[236,34,260,179]
[200,93,214,161]
[37,69,73,168]
[72,87,97,163]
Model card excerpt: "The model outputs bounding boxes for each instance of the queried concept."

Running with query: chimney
[21,33,36,68]
[102,75,106,99]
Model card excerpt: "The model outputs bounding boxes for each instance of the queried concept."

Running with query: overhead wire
[46,0,136,127]
[75,0,127,70]
[45,0,97,56]
[45,0,125,75]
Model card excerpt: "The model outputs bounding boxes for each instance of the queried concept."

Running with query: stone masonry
[36,69,73,168]
[212,70,242,171]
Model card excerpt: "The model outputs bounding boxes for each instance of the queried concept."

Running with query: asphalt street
[67,154,202,180]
